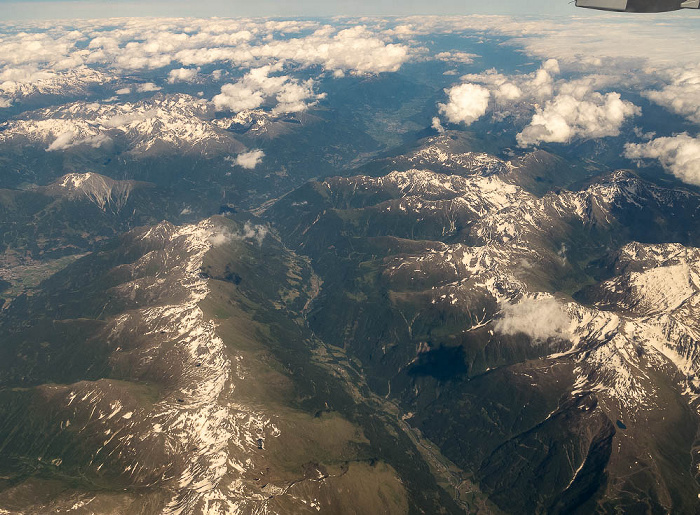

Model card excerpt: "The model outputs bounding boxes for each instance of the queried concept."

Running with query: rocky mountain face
[0,68,113,105]
[0,94,245,157]
[265,134,700,513]
[42,172,143,211]
[1,118,700,513]
[2,14,698,513]
[0,93,385,214]
[0,171,171,268]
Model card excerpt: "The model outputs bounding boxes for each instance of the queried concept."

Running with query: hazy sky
[0,0,576,20]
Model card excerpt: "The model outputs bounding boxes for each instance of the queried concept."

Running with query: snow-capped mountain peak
[0,94,244,156]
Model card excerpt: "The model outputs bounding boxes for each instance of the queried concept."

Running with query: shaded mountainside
[0,215,464,514]
[265,157,700,513]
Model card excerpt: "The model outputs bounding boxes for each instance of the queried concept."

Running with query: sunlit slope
[0,215,462,514]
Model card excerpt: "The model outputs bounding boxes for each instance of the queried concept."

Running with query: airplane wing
[576,0,699,11]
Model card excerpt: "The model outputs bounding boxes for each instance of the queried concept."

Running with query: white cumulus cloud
[516,92,640,147]
[167,67,199,84]
[436,60,561,127]
[254,25,410,76]
[46,131,112,152]
[213,65,321,115]
[434,51,478,65]
[209,222,269,247]
[214,82,265,112]
[431,117,445,133]
[443,59,640,147]
[75,20,408,77]
[461,60,562,103]
[438,83,490,125]
[496,82,522,101]
[495,297,571,342]
[625,133,700,186]
[643,66,700,125]
[396,16,700,69]
[232,149,265,169]
[136,82,161,93]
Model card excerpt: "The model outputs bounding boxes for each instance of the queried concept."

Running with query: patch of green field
[0,253,88,300]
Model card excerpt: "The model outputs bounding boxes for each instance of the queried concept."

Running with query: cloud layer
[0,19,409,95]
[0,15,697,178]
[0,17,415,123]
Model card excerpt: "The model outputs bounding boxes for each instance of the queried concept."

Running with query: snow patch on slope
[0,94,242,156]
[368,166,700,413]
[47,172,137,211]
